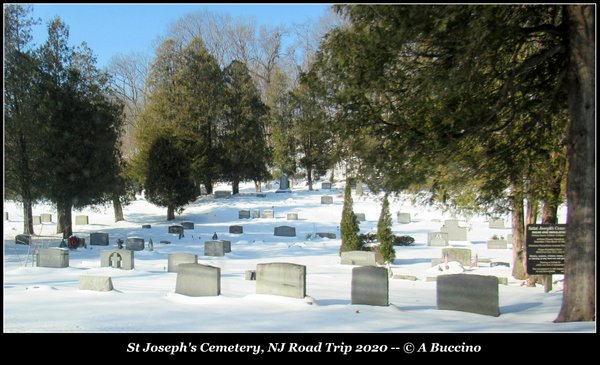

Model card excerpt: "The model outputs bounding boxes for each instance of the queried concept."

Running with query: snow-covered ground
[3,181,594,333]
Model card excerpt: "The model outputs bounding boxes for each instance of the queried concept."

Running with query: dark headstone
[274,226,296,237]
[16,234,31,245]
[160,240,171,244]
[126,237,144,251]
[351,266,389,306]
[168,225,184,235]
[229,225,243,234]
[90,232,109,246]
[316,232,336,239]
[142,224,152,229]
[181,221,194,230]
[437,274,500,317]
[239,210,251,219]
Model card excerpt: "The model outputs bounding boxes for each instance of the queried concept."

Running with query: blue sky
[30,4,333,68]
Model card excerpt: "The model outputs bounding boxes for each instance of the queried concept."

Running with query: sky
[29,3,333,68]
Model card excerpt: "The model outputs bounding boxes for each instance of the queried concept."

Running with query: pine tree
[339,182,361,255]
[377,194,395,263]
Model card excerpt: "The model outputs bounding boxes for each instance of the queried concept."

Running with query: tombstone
[355,213,366,222]
[168,253,198,273]
[321,195,333,204]
[40,213,52,223]
[239,210,251,219]
[340,251,376,266]
[256,262,306,299]
[181,221,194,230]
[204,240,225,257]
[126,237,144,251]
[443,219,460,228]
[160,240,171,245]
[487,239,508,249]
[274,226,296,237]
[142,224,152,229]
[442,248,472,267]
[214,190,231,199]
[440,224,468,241]
[489,218,505,229]
[168,224,184,235]
[437,274,500,317]
[262,209,274,218]
[252,209,261,219]
[490,262,510,268]
[427,232,449,247]
[286,213,298,220]
[79,276,113,291]
[32,215,41,225]
[316,232,336,239]
[90,232,109,246]
[75,215,89,225]
[221,240,231,253]
[245,270,256,280]
[397,212,411,224]
[351,266,389,306]
[356,182,364,196]
[16,234,31,245]
[256,193,267,198]
[321,182,332,189]
[229,225,243,234]
[175,263,221,297]
[100,249,134,270]
[279,175,289,189]
[36,248,69,268]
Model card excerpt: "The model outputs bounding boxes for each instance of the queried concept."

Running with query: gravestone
[245,270,256,280]
[168,253,198,273]
[443,219,460,228]
[79,276,113,291]
[36,248,69,268]
[274,226,296,237]
[204,240,225,257]
[221,240,231,253]
[75,215,89,225]
[100,249,134,270]
[168,225,184,235]
[427,232,449,247]
[321,195,333,204]
[32,215,41,225]
[229,225,243,234]
[214,190,231,198]
[355,213,366,222]
[175,263,221,297]
[316,232,336,239]
[286,213,298,220]
[252,209,260,218]
[340,251,376,266]
[256,262,306,299]
[487,239,508,249]
[126,237,144,251]
[40,213,52,223]
[489,218,505,229]
[181,221,194,230]
[16,234,31,245]
[321,182,332,189]
[276,175,291,193]
[437,274,500,317]
[442,248,472,267]
[90,232,109,246]
[440,222,468,241]
[351,266,389,306]
[142,224,151,229]
[262,209,274,218]
[239,210,251,219]
[160,240,171,244]
[397,212,411,224]
[356,182,364,196]
[256,193,267,198]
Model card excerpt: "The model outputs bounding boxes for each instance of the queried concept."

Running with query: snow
[3,181,594,333]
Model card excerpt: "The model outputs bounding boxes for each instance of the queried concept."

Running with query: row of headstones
[238,209,275,219]
[23,214,89,225]
[428,230,512,249]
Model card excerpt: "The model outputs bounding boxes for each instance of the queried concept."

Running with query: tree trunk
[232,177,240,195]
[307,166,313,191]
[204,181,213,195]
[526,198,539,226]
[510,182,528,280]
[167,205,175,221]
[56,200,73,239]
[23,199,34,235]
[254,180,261,192]
[113,195,124,222]
[556,5,595,322]
[542,201,559,225]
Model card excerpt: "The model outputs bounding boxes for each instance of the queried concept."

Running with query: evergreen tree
[377,194,395,263]
[145,135,199,220]
[339,182,361,255]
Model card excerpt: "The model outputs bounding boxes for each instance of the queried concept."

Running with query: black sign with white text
[526,224,566,275]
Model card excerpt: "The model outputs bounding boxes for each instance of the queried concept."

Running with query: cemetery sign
[526,224,566,275]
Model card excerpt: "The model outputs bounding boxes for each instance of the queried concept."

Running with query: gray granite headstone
[90,232,109,246]
[442,247,472,267]
[489,218,505,229]
[437,274,500,317]
[181,221,194,230]
[160,240,171,244]
[126,237,144,251]
[351,266,389,306]
[316,232,336,239]
[79,276,113,291]
[321,195,333,204]
[262,209,274,218]
[256,262,306,299]
[36,248,69,268]
[256,193,267,198]
[142,224,152,229]
[286,213,298,220]
[204,240,225,257]
[168,253,198,273]
[321,182,332,189]
[221,240,231,253]
[16,234,31,245]
[175,263,221,297]
[229,225,243,234]
[274,226,296,237]
[279,175,289,190]
[239,210,251,219]
[341,251,376,266]
[427,232,449,247]
[441,224,468,241]
[75,215,89,225]
[168,225,184,235]
[443,219,460,228]
[252,209,261,218]
[100,249,134,270]
[32,215,41,225]
[397,212,411,224]
[40,213,52,223]
[487,239,508,249]
[355,213,366,222]
[214,190,231,198]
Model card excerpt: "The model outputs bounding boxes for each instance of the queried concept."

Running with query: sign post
[526,224,566,293]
